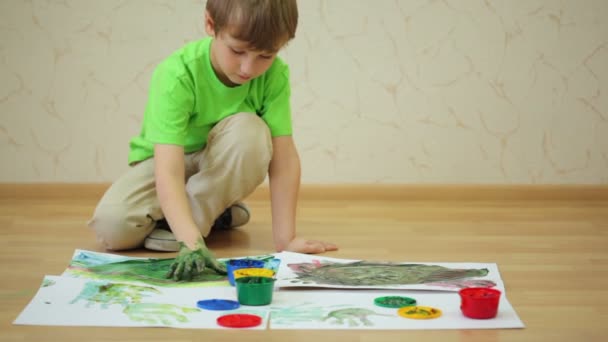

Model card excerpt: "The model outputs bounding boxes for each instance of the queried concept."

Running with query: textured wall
[1,0,607,184]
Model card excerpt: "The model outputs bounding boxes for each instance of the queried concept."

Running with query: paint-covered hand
[285,237,338,254]
[166,238,227,281]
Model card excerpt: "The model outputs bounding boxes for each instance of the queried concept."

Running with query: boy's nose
[240,58,254,75]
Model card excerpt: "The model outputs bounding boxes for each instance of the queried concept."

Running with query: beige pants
[88,113,273,251]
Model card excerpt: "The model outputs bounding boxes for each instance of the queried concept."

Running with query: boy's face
[205,11,284,87]
[209,33,279,87]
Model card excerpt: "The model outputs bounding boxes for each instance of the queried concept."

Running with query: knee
[223,113,273,169]
[88,203,154,251]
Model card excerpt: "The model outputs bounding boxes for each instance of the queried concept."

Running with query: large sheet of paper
[14,275,269,329]
[274,251,504,291]
[270,289,523,330]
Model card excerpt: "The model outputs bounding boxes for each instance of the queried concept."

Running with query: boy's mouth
[237,74,251,81]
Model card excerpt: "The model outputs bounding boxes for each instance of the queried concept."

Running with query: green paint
[167,238,227,281]
[67,250,277,287]
[323,308,391,327]
[69,281,201,325]
[123,303,199,325]
[69,257,226,287]
[42,279,56,287]
[270,303,328,325]
[288,261,493,287]
[424,279,497,289]
[403,307,435,316]
[70,282,160,308]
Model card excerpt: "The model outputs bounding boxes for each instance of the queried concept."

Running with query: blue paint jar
[227,259,265,286]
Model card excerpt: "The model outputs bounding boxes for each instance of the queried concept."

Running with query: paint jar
[227,259,265,286]
[233,268,275,280]
[235,276,276,306]
[459,287,501,319]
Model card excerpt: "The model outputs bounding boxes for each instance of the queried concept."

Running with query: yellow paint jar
[233,268,275,279]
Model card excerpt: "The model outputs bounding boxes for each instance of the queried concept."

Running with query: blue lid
[228,259,265,268]
[197,299,240,311]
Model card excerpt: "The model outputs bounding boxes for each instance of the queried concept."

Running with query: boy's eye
[260,55,273,60]
[230,48,245,55]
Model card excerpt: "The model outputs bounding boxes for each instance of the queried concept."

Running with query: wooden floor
[1,185,607,342]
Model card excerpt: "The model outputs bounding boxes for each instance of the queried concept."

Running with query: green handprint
[166,238,227,281]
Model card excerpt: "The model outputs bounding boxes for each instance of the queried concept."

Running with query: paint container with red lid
[459,287,501,319]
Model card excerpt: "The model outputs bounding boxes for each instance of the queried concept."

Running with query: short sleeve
[260,62,292,137]
[144,63,195,146]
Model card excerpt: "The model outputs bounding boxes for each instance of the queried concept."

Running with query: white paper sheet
[270,289,524,330]
[274,251,505,291]
[14,275,270,329]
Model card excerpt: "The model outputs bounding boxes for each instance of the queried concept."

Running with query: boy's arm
[154,144,226,280]
[154,144,201,249]
[269,136,338,253]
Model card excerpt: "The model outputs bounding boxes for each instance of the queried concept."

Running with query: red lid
[217,314,262,328]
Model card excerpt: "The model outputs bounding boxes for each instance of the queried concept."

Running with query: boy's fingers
[211,261,227,275]
[183,260,193,281]
[173,262,185,281]
[323,242,338,251]
[195,259,205,273]
[166,261,178,279]
[304,241,326,254]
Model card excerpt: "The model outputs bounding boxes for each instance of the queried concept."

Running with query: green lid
[374,296,417,308]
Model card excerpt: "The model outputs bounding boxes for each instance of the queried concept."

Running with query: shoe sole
[144,236,179,252]
[230,202,250,228]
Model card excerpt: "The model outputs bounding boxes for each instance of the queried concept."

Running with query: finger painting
[274,252,504,291]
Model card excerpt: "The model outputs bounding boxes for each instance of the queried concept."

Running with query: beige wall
[1,0,607,184]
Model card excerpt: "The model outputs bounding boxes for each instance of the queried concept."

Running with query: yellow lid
[398,306,442,319]
[233,268,275,279]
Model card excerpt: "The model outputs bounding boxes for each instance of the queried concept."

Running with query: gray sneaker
[143,202,251,252]
[211,202,250,230]
[143,228,179,252]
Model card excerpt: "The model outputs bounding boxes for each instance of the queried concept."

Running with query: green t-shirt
[128,37,292,164]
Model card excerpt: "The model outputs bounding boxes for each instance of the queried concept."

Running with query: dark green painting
[287,261,494,287]
[66,250,277,287]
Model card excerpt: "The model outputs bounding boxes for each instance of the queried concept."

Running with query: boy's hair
[206,0,298,52]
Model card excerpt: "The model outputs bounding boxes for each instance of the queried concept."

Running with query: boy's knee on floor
[88,204,153,251]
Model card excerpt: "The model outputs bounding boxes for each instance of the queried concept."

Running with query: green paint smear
[288,262,492,287]
[271,303,328,324]
[69,282,201,325]
[323,308,391,327]
[70,282,161,308]
[42,279,56,287]
[123,303,200,325]
[68,253,278,287]
[69,258,226,287]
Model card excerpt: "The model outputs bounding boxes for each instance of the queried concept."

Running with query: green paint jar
[235,276,275,306]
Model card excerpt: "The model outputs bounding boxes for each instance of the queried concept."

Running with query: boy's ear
[204,10,216,37]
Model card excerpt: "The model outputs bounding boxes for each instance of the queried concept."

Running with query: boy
[88,0,337,281]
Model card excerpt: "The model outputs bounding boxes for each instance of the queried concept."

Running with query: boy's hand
[285,237,338,254]
[166,238,227,281]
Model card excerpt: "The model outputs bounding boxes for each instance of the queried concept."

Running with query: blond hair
[206,0,298,52]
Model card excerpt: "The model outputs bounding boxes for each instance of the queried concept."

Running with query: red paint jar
[459,287,501,319]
